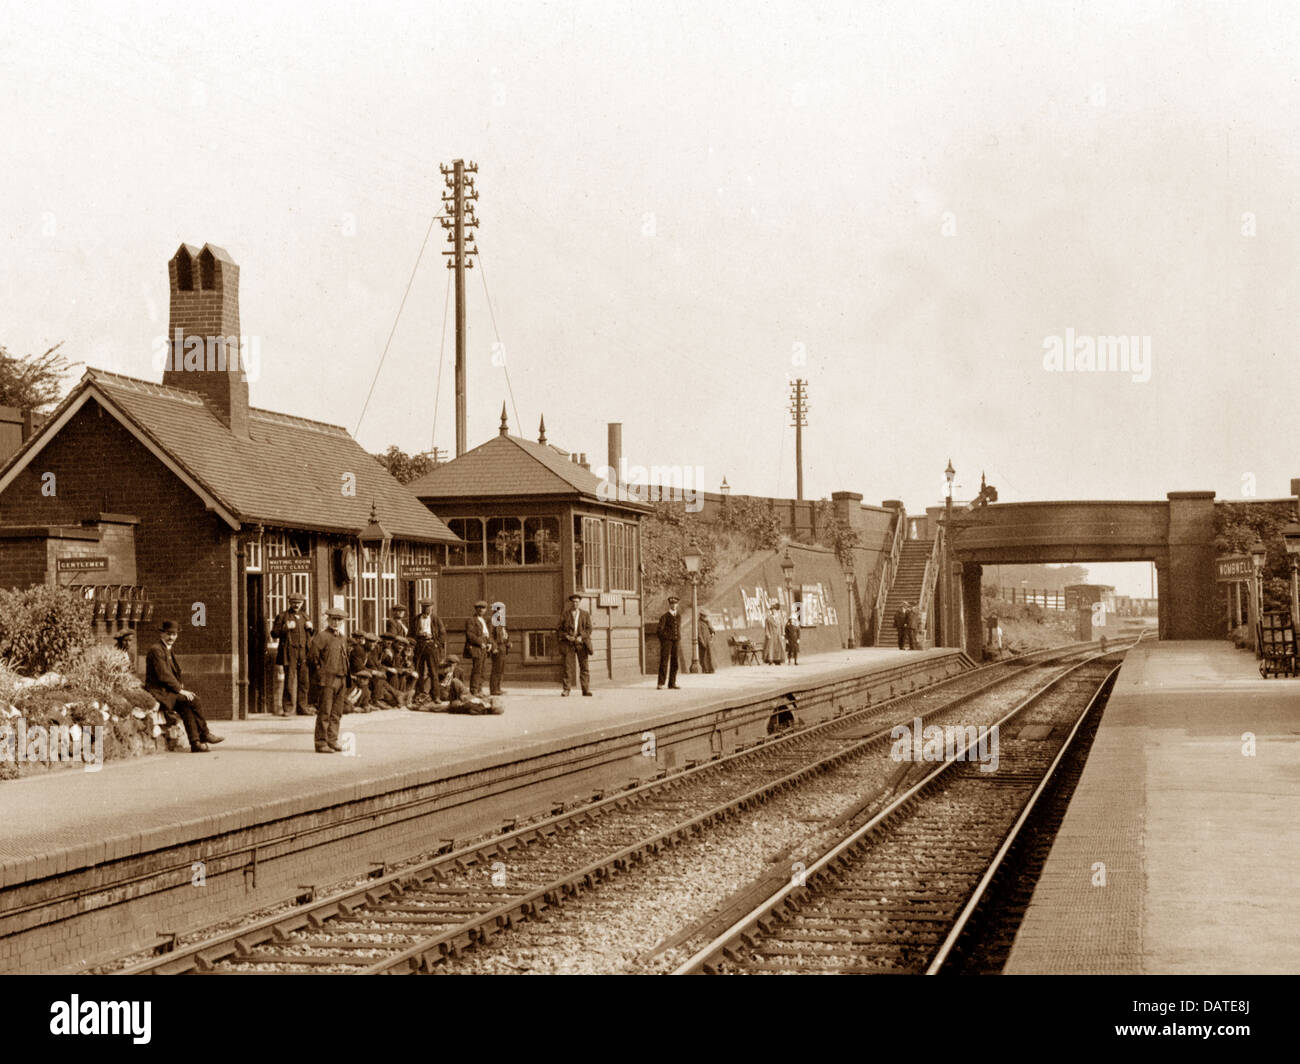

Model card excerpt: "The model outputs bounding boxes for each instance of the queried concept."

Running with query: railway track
[109,641,1122,975]
[672,646,1131,975]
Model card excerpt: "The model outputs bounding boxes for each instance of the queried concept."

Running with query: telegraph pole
[788,378,808,500]
[440,160,479,457]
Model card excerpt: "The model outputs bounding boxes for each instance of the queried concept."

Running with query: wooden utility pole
[440,160,479,457]
[789,378,808,500]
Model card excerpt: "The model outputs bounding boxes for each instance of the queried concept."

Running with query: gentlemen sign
[1215,554,1254,582]
[56,557,108,572]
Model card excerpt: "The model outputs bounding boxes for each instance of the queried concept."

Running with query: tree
[373,445,436,485]
[1214,501,1294,612]
[0,343,78,412]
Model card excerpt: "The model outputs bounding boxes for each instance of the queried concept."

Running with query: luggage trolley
[1258,610,1297,677]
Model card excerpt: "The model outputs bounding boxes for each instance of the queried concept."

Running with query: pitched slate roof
[406,432,649,512]
[0,369,458,543]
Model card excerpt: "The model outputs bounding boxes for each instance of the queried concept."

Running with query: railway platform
[0,646,969,972]
[1005,640,1300,975]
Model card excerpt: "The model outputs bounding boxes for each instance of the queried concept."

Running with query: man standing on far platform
[557,593,592,697]
[464,600,492,696]
[657,595,682,689]
[308,608,351,753]
[489,605,511,696]
[413,601,444,703]
[271,591,313,715]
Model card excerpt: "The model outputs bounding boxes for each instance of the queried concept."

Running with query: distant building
[0,243,459,717]
[1063,584,1116,613]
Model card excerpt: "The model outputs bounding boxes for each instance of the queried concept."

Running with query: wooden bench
[729,636,761,665]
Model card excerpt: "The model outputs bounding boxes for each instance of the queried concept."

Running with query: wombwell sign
[1215,555,1254,582]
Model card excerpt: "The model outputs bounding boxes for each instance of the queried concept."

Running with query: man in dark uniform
[270,591,313,715]
[893,602,909,651]
[145,620,224,752]
[308,607,350,753]
[557,593,592,696]
[657,595,682,689]
[464,600,492,696]
[784,611,801,665]
[413,601,445,703]
[489,605,511,696]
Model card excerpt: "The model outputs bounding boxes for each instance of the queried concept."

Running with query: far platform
[0,647,964,891]
[1005,640,1300,975]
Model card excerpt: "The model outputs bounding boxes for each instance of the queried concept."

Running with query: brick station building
[0,243,458,718]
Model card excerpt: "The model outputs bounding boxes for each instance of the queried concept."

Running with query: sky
[4,0,1298,598]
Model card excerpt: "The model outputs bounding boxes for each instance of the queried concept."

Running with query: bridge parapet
[950,500,1170,563]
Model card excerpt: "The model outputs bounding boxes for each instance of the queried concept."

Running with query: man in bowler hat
[145,620,224,752]
[557,593,592,696]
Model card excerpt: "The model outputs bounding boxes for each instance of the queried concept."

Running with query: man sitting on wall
[144,620,224,753]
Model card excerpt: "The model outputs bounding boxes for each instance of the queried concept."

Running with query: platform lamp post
[781,548,795,616]
[359,502,393,633]
[684,549,703,673]
[1281,524,1300,633]
[944,459,955,647]
[1249,536,1267,655]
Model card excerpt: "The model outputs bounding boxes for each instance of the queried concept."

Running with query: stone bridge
[947,491,1219,656]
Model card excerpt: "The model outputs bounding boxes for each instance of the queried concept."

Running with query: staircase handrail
[871,506,908,643]
[917,524,944,646]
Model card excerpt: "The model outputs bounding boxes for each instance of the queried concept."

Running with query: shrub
[63,644,139,697]
[0,586,93,674]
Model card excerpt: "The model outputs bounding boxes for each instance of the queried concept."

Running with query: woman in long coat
[762,603,786,664]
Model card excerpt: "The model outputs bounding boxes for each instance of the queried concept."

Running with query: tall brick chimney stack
[163,243,250,439]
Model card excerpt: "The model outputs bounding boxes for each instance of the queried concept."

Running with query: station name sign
[265,557,313,574]
[56,556,109,572]
[1215,554,1254,582]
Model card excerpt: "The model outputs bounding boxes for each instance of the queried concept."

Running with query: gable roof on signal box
[0,368,459,543]
[406,430,652,511]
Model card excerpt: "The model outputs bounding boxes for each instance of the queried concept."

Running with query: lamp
[684,549,703,672]
[1282,525,1300,629]
[359,502,393,573]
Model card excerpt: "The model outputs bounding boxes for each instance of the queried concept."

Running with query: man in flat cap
[308,607,350,753]
[347,630,372,711]
[464,600,492,696]
[385,604,410,639]
[270,591,313,716]
[366,634,400,709]
[657,596,682,689]
[145,620,224,752]
[557,593,592,697]
[413,601,445,703]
